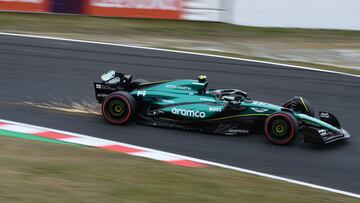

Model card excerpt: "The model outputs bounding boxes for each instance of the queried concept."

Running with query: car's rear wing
[94,70,134,103]
[93,82,119,103]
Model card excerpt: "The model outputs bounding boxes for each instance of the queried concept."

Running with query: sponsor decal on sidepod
[209,107,223,112]
[171,108,206,118]
[165,85,192,91]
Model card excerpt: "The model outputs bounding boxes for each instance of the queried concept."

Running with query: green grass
[0,135,358,203]
[0,12,359,76]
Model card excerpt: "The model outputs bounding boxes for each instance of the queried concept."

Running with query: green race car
[94,70,350,145]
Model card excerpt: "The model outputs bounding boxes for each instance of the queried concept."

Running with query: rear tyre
[102,91,137,125]
[264,112,298,145]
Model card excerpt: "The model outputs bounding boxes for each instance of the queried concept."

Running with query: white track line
[0,118,359,199]
[0,124,44,134]
[59,137,114,147]
[130,151,180,161]
[0,32,359,78]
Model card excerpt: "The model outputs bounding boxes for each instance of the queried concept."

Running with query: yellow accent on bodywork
[206,114,269,121]
[141,80,172,85]
[300,97,309,113]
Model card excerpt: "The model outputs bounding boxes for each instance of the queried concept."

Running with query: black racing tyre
[101,91,137,125]
[264,112,299,145]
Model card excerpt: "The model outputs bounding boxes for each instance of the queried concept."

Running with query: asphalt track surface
[0,34,359,194]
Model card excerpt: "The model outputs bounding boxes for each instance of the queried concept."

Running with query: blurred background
[0,0,359,74]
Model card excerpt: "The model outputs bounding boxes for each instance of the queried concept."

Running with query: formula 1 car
[93,70,350,145]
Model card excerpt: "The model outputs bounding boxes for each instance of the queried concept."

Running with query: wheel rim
[270,119,289,138]
[107,99,128,120]
[265,113,296,145]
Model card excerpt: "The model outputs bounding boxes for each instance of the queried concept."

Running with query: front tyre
[264,112,298,145]
[101,91,137,125]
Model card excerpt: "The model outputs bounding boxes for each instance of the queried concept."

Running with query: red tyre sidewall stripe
[265,113,296,145]
[102,95,132,125]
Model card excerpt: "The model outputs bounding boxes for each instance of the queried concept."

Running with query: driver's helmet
[198,75,207,83]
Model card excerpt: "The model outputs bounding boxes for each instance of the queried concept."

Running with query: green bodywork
[129,79,341,134]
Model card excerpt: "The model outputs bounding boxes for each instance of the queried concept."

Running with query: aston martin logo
[251,107,269,113]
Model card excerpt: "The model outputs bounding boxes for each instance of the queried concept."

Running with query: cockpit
[196,74,248,104]
[208,89,248,104]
